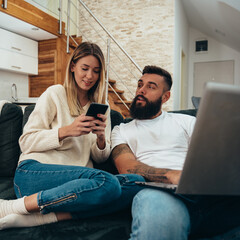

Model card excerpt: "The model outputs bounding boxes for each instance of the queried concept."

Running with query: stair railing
[65,0,143,113]
[58,0,62,34]
[106,38,110,103]
[65,9,132,108]
[77,0,141,73]
[26,0,137,113]
[69,3,140,87]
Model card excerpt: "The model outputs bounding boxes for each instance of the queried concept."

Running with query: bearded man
[111,65,240,239]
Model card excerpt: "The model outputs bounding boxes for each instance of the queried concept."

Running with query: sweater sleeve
[19,88,63,154]
[90,108,111,163]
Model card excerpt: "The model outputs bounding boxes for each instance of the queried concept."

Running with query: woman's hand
[91,114,107,150]
[58,114,95,141]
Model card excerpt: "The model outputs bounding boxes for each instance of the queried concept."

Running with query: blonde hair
[64,42,106,116]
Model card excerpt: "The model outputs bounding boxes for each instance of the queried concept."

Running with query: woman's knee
[94,171,122,202]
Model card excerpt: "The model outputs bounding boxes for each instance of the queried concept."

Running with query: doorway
[180,50,187,109]
[193,60,234,97]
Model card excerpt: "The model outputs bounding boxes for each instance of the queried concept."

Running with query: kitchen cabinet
[0,28,38,74]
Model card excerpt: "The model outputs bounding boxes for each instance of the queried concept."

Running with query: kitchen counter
[12,97,38,105]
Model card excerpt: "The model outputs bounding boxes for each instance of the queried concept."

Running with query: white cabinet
[0,28,38,75]
[0,49,38,74]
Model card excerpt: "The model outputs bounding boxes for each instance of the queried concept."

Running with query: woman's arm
[20,86,93,153]
[90,110,111,163]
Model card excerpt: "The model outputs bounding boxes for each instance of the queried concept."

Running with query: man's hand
[165,170,182,185]
[112,144,182,184]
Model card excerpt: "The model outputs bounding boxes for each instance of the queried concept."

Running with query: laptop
[136,82,240,195]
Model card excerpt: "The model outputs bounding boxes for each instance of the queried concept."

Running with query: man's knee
[131,189,190,239]
[132,189,176,220]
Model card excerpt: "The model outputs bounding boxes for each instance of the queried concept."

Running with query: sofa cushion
[0,177,16,200]
[0,103,23,177]
[0,209,132,240]
[110,109,124,130]
[169,109,197,117]
[22,104,35,128]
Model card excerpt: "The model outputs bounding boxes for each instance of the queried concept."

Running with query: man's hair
[142,65,172,91]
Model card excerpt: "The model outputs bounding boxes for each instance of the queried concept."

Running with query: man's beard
[130,95,162,120]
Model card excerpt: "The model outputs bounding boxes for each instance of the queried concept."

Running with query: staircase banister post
[66,0,71,53]
[106,38,111,103]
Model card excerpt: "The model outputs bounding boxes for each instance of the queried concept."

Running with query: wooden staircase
[29,37,131,118]
[108,79,131,118]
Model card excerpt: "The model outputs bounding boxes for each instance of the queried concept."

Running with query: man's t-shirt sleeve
[111,124,127,150]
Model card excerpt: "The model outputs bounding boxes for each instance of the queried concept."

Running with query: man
[111,65,240,239]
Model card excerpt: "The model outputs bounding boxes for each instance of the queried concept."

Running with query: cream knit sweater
[19,84,111,168]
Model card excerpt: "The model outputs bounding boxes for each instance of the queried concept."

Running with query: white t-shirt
[111,111,196,170]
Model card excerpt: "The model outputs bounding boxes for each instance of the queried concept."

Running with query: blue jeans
[129,189,190,240]
[14,160,145,219]
[130,188,240,239]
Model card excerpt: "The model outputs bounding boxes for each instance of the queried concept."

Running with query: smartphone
[86,103,109,120]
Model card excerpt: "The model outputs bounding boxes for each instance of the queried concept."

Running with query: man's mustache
[134,95,148,102]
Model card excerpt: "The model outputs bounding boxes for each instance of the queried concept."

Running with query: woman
[0,42,123,229]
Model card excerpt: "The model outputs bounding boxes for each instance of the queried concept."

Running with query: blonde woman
[0,42,125,229]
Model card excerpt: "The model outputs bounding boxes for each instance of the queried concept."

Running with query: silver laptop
[136,82,240,195]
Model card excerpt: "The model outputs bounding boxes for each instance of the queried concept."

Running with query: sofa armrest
[0,103,23,177]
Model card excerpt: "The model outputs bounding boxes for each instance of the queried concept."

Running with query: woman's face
[71,55,101,93]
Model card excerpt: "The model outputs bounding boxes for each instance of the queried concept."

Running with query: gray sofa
[0,103,240,240]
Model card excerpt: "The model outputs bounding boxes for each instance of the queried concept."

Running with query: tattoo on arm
[127,165,171,183]
[111,144,132,160]
[112,144,172,183]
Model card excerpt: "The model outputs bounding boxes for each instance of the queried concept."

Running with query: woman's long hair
[64,42,106,116]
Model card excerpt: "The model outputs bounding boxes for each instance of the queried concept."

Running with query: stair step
[108,94,126,103]
[108,88,124,94]
[115,100,132,105]
[109,79,116,84]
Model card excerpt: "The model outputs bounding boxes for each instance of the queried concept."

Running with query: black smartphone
[86,103,109,120]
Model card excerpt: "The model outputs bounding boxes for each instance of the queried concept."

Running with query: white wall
[187,27,240,107]
[174,0,189,110]
[0,70,29,101]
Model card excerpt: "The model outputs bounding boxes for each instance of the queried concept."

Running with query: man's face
[130,73,170,119]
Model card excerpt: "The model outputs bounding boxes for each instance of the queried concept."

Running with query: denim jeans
[130,188,240,239]
[14,160,145,218]
[129,188,190,240]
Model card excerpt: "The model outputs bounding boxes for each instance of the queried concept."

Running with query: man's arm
[111,144,181,184]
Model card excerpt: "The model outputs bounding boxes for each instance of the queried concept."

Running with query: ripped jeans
[14,160,145,219]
